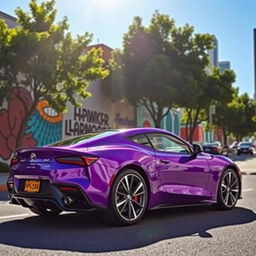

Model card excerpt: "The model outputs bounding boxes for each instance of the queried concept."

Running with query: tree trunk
[153,118,161,128]
[187,108,200,144]
[188,123,197,144]
[185,111,189,141]
[223,127,228,147]
[152,105,165,128]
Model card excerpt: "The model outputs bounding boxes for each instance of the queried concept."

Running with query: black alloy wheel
[107,169,148,225]
[215,169,240,210]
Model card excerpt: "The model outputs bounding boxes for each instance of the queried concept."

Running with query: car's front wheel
[107,169,148,225]
[215,169,240,210]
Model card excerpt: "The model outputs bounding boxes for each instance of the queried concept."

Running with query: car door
[147,133,213,197]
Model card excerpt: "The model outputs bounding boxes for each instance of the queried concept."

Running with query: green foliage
[213,88,256,143]
[0,162,9,173]
[110,11,215,128]
[0,0,109,147]
[180,67,235,142]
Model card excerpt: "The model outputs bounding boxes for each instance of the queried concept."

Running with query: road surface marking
[242,188,253,192]
[0,213,29,220]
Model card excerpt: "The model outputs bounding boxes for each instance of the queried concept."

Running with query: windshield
[239,142,251,147]
[203,143,218,147]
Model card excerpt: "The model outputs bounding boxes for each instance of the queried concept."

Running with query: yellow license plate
[24,180,40,193]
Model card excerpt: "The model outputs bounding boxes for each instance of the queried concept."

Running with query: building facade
[63,80,136,140]
[208,36,218,67]
[218,61,231,72]
[136,105,180,135]
[0,11,17,28]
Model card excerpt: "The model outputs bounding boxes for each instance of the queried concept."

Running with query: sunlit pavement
[0,155,255,256]
[229,153,256,175]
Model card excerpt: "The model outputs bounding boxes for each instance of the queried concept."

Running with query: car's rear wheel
[29,206,62,216]
[215,169,240,210]
[107,169,148,225]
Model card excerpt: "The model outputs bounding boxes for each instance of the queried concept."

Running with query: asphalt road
[0,154,256,256]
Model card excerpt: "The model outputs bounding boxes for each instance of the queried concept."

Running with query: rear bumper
[7,180,105,212]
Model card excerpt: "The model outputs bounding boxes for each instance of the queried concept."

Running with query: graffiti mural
[0,89,62,161]
[64,107,111,136]
[27,100,62,146]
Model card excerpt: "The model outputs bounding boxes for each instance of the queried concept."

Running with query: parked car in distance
[230,141,239,153]
[202,141,223,155]
[237,142,255,155]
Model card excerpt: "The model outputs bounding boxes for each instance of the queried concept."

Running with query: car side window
[129,134,153,148]
[147,133,191,154]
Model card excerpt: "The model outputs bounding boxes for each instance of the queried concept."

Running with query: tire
[29,205,62,216]
[107,169,148,226]
[214,169,240,210]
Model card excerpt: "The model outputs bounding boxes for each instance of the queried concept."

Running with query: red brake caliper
[133,196,139,202]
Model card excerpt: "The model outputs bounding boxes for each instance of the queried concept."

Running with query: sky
[1,0,256,97]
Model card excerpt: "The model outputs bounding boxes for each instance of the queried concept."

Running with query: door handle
[160,159,170,164]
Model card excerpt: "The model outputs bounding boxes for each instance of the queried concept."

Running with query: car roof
[51,127,182,149]
[118,127,176,136]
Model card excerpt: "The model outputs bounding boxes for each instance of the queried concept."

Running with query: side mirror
[193,144,203,155]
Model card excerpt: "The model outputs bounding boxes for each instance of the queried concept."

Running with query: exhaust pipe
[63,196,73,205]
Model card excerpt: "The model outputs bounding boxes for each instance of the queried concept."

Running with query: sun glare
[90,0,123,9]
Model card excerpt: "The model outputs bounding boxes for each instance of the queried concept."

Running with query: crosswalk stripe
[242,188,253,192]
[0,213,29,220]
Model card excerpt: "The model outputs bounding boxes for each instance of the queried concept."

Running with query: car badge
[30,153,37,161]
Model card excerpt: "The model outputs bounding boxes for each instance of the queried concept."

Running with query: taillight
[59,186,79,192]
[82,157,98,166]
[212,147,218,151]
[55,156,98,166]
[10,156,20,167]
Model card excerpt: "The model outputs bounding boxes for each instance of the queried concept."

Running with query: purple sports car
[7,128,242,225]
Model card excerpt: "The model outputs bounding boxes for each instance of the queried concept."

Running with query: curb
[0,184,7,193]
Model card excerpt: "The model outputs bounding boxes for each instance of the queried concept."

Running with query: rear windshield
[50,130,118,146]
[203,143,218,146]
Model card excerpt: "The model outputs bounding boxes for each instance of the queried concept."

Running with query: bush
[0,161,9,173]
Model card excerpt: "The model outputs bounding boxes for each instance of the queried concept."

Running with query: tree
[0,0,109,148]
[229,93,256,141]
[108,11,216,129]
[108,12,180,128]
[214,90,256,143]
[180,68,235,143]
[213,87,239,146]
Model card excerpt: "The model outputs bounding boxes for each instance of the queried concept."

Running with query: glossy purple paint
[8,128,241,211]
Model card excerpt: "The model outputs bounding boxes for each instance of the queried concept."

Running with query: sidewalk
[0,173,8,192]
